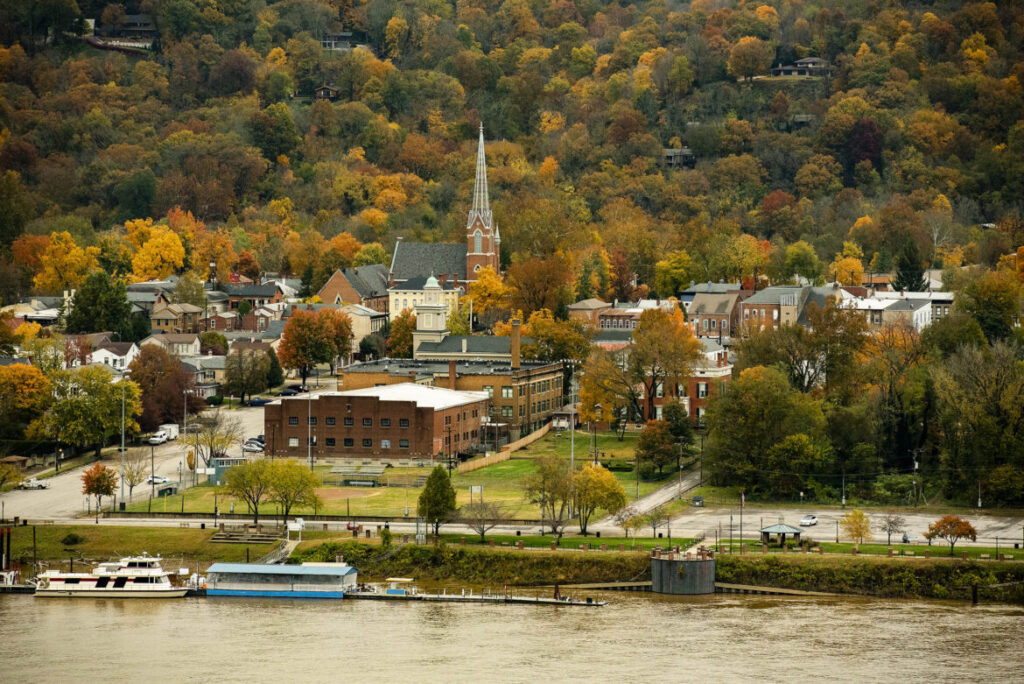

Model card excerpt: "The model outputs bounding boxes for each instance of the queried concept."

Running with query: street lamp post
[119,378,126,511]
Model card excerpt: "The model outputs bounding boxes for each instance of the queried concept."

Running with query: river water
[2,591,1022,682]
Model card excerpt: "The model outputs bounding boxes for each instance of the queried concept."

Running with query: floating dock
[556,581,841,598]
[346,590,605,607]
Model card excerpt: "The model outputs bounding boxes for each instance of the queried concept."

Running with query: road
[1,398,271,520]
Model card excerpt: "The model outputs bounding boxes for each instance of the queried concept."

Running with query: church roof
[337,264,390,300]
[390,242,468,283]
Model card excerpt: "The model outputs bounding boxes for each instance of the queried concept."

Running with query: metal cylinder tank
[650,557,716,595]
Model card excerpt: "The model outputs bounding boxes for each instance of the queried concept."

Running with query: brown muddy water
[2,591,1022,682]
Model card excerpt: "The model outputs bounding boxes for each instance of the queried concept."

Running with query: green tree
[0,170,32,247]
[224,458,273,524]
[417,465,456,535]
[765,434,831,499]
[704,366,827,493]
[957,270,1021,343]
[354,242,388,266]
[32,367,141,459]
[173,272,208,308]
[250,102,301,161]
[200,331,228,355]
[783,241,822,283]
[223,349,270,404]
[266,348,285,387]
[653,250,694,298]
[64,271,133,340]
[891,241,927,291]
[572,463,627,535]
[269,459,322,523]
[920,311,985,358]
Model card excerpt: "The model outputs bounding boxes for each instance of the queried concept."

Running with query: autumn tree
[235,249,261,280]
[268,459,322,523]
[840,509,871,545]
[132,227,185,281]
[172,272,207,308]
[82,462,118,522]
[224,458,273,524]
[278,308,352,385]
[636,421,677,478]
[464,265,510,329]
[0,363,51,439]
[654,250,694,298]
[572,463,627,535]
[507,254,573,318]
[728,37,773,82]
[34,231,100,292]
[630,308,701,420]
[580,348,642,437]
[387,309,416,358]
[925,515,977,555]
[517,309,593,364]
[128,345,202,431]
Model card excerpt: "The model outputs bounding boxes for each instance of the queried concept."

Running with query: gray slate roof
[339,264,389,299]
[226,284,279,297]
[391,241,467,283]
[393,275,460,291]
[416,335,534,355]
[343,358,555,376]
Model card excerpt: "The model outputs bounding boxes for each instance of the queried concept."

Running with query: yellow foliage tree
[132,228,185,281]
[34,232,100,292]
[463,266,510,326]
[830,256,864,286]
[192,228,237,280]
[840,509,871,544]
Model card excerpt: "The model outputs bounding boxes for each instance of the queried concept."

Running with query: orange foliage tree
[924,515,977,555]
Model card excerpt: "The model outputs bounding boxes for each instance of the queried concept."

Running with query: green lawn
[121,434,675,519]
[7,524,277,569]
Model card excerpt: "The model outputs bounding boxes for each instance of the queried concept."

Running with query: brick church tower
[465,124,501,278]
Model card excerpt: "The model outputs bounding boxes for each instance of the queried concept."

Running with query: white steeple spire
[468,123,492,229]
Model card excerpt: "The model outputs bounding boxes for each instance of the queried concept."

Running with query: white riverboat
[35,554,188,598]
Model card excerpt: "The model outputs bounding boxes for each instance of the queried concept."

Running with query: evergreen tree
[417,465,456,535]
[299,265,314,298]
[891,242,927,292]
[266,348,284,387]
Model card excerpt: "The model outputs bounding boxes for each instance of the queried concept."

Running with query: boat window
[64,578,81,584]
[95,577,109,588]
[113,577,128,588]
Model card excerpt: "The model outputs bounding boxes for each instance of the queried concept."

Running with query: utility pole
[307,385,313,471]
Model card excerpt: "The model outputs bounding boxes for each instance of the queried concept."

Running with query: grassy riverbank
[7,525,277,571]
[291,540,1024,602]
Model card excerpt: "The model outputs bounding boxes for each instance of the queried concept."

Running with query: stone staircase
[210,525,283,544]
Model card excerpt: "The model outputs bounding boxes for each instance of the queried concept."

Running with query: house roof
[95,342,135,356]
[415,335,534,356]
[761,523,804,535]
[230,341,270,353]
[390,241,467,282]
[595,330,633,343]
[320,264,390,301]
[159,334,200,344]
[151,310,178,319]
[227,284,279,298]
[329,382,488,410]
[342,358,558,377]
[690,292,740,315]
[261,320,285,340]
[743,286,804,305]
[681,282,742,296]
[569,298,610,310]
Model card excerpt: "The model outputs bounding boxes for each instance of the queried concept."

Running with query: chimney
[511,319,521,370]
[461,338,467,353]
[448,360,457,390]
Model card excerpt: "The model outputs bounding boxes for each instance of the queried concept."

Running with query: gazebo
[760,523,803,546]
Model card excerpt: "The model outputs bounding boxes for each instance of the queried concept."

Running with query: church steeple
[468,123,492,230]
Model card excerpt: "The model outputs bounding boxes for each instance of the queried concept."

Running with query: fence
[501,423,551,454]
[458,451,510,474]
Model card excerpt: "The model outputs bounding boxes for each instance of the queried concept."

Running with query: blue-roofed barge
[204,563,357,599]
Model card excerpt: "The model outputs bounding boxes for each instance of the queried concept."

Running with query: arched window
[473,229,483,253]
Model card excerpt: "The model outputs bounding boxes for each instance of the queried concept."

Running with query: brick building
[338,356,564,441]
[264,383,489,461]
[317,264,390,313]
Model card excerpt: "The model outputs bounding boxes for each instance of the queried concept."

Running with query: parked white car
[799,515,818,527]
[149,431,169,445]
[145,475,170,485]
[16,478,49,490]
